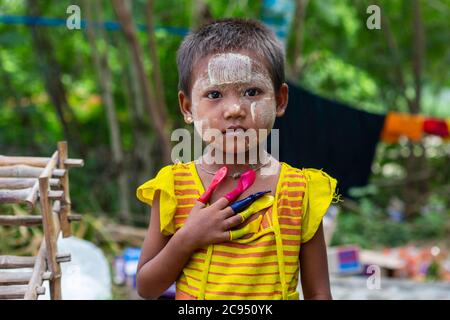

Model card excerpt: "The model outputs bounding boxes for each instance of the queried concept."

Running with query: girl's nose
[223,101,246,120]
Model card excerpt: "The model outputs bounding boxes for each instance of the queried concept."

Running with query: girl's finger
[223,214,244,231]
[194,200,206,209]
[220,206,235,219]
[209,196,230,210]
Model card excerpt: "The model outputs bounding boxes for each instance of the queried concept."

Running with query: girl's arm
[136,190,194,299]
[299,221,333,300]
[136,190,242,299]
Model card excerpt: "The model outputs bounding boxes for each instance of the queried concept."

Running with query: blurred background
[0,0,449,299]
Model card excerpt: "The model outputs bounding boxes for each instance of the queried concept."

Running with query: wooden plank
[0,272,33,285]
[64,159,84,167]
[52,201,62,240]
[24,241,47,300]
[25,180,39,211]
[0,256,36,269]
[48,190,64,200]
[0,285,27,299]
[36,286,45,295]
[58,141,72,237]
[0,215,42,226]
[39,151,58,179]
[0,183,53,211]
[0,155,84,168]
[0,178,60,189]
[68,214,82,222]
[0,165,42,178]
[0,165,65,178]
[51,169,66,177]
[42,272,51,280]
[0,188,31,203]
[39,176,62,300]
[56,253,71,263]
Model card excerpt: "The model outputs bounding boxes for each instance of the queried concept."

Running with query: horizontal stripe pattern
[168,162,304,300]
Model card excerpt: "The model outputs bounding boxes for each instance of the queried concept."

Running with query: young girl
[136,18,338,300]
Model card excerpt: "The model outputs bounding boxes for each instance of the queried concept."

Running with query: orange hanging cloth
[446,119,450,141]
[381,112,424,143]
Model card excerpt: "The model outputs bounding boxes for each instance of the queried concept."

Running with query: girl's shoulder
[280,163,340,243]
[136,161,194,202]
[279,162,337,188]
[135,161,196,236]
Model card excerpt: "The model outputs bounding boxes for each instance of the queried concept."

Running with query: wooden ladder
[0,141,83,300]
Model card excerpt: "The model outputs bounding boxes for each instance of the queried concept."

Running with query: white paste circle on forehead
[208,53,252,85]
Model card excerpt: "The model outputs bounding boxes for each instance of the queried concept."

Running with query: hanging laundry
[269,83,385,197]
[380,112,424,143]
[446,120,450,141]
[423,118,449,138]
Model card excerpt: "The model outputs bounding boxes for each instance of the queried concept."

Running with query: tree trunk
[288,0,310,81]
[84,0,131,222]
[114,25,155,189]
[122,54,155,187]
[112,0,172,165]
[145,0,168,121]
[191,0,213,28]
[26,0,85,157]
[402,0,428,219]
[379,0,429,218]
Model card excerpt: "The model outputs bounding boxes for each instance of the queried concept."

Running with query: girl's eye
[207,91,222,99]
[244,88,260,97]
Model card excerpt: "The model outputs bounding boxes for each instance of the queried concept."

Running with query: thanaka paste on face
[190,52,277,153]
[207,53,252,85]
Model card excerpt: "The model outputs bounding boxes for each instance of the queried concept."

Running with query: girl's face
[180,51,288,155]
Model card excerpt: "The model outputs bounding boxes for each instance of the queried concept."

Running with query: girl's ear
[178,91,193,123]
[275,83,289,117]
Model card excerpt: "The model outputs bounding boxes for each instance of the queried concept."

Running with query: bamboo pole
[55,253,71,263]
[0,285,28,299]
[0,185,62,210]
[0,215,42,226]
[47,190,64,200]
[0,177,60,189]
[0,165,65,178]
[25,181,39,211]
[0,213,81,227]
[0,155,83,168]
[0,188,31,203]
[0,272,33,285]
[24,240,47,300]
[0,256,36,269]
[39,176,62,300]
[58,141,71,237]
[38,151,62,300]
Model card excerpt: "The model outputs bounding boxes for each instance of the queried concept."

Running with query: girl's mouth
[222,125,247,135]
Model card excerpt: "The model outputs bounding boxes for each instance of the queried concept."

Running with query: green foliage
[332,192,450,249]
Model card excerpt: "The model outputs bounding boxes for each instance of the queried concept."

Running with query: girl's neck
[197,148,272,176]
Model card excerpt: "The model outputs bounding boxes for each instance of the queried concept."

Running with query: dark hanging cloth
[269,84,386,197]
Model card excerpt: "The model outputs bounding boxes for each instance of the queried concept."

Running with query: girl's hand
[178,197,243,251]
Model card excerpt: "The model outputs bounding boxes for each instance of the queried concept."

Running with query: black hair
[176,18,285,96]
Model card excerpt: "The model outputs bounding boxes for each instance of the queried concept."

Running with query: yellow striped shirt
[137,161,337,300]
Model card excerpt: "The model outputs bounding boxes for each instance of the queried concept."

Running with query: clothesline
[0,15,190,36]
[381,112,450,143]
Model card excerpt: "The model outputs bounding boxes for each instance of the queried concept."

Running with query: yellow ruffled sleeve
[301,169,338,243]
[136,165,177,236]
